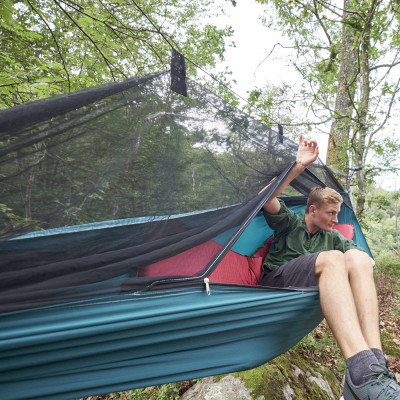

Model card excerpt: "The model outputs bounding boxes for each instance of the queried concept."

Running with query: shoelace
[385,358,397,382]
[364,363,396,380]
[366,364,400,399]
[387,369,397,381]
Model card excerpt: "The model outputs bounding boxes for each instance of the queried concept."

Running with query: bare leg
[344,249,381,350]
[314,250,371,359]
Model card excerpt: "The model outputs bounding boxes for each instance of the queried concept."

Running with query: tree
[0,0,233,107]
[245,82,302,142]
[0,0,236,232]
[363,187,400,259]
[252,0,400,217]
[325,0,357,173]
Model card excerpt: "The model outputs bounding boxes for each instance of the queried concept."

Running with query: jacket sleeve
[263,199,298,233]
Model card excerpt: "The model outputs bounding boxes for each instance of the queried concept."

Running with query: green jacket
[263,200,365,270]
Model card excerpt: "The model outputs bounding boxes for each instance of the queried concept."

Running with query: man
[260,135,400,400]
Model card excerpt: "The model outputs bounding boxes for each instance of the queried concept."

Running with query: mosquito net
[0,70,345,313]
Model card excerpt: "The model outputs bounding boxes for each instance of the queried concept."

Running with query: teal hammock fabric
[0,71,372,400]
[1,285,323,400]
[0,198,370,400]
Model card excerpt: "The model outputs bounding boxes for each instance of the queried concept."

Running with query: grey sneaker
[342,363,400,400]
[384,356,397,383]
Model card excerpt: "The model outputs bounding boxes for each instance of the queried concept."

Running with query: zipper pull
[204,278,211,295]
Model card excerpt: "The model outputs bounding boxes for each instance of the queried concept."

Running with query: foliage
[374,255,400,293]
[360,187,400,258]
[251,0,400,215]
[375,256,400,361]
[0,202,41,237]
[254,0,400,136]
[0,0,233,107]
[245,83,305,141]
[0,73,278,234]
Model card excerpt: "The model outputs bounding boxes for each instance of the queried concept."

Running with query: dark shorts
[260,252,320,288]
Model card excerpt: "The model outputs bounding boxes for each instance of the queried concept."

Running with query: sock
[371,348,386,366]
[346,350,379,386]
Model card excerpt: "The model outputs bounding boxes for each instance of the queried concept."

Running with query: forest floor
[298,268,400,383]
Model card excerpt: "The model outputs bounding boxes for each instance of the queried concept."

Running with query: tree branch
[53,0,117,80]
[312,0,332,46]
[369,59,400,72]
[370,76,400,136]
[25,0,72,91]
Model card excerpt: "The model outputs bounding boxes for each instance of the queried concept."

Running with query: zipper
[204,278,211,295]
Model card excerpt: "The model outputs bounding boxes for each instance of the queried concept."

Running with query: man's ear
[309,204,317,215]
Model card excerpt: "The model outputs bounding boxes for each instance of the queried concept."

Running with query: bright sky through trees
[215,1,399,192]
[216,1,330,155]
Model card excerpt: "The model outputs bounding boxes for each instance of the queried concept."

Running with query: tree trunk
[326,0,359,185]
[353,18,371,219]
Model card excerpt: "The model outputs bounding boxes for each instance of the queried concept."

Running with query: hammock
[0,71,371,400]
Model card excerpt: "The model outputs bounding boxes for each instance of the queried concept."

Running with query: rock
[179,351,341,400]
[179,376,263,400]
[306,370,335,399]
[292,365,304,378]
[282,383,295,399]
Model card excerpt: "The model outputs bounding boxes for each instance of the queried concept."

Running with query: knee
[318,249,345,265]
[315,250,345,276]
[344,249,374,275]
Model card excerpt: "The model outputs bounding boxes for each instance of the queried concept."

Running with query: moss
[381,331,400,358]
[216,350,340,400]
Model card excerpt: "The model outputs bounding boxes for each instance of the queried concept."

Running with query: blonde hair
[306,187,343,213]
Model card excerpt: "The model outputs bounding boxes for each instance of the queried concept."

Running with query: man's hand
[263,134,319,214]
[296,135,319,169]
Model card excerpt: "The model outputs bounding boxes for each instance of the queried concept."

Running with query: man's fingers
[305,140,317,148]
[298,135,318,155]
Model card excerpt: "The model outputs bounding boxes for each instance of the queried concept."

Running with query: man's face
[310,202,340,232]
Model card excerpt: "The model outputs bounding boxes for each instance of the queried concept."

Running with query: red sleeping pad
[138,224,354,285]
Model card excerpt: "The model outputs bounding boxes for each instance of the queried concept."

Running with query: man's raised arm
[261,135,319,215]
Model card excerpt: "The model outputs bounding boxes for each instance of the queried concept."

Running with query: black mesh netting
[0,71,345,312]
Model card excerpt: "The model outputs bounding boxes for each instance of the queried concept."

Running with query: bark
[353,17,371,218]
[326,0,359,185]
[15,145,47,221]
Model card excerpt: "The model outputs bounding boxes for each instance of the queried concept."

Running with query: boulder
[179,351,341,400]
